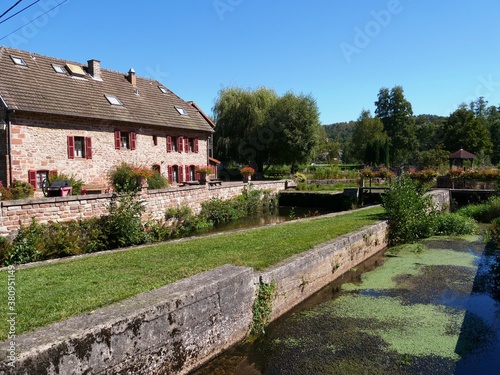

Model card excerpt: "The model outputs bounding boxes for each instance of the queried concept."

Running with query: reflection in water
[192,237,500,375]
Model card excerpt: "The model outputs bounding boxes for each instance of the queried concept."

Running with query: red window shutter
[130,132,137,150]
[28,170,37,188]
[184,138,189,153]
[168,165,173,184]
[85,137,92,159]
[67,136,75,159]
[166,135,172,152]
[185,165,190,181]
[177,136,183,152]
[194,138,199,153]
[114,130,121,149]
[179,165,184,183]
[196,165,200,181]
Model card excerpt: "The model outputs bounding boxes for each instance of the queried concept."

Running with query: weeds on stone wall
[0,180,34,200]
[250,279,277,337]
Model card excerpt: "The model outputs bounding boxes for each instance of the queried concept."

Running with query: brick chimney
[128,68,136,86]
[87,59,102,81]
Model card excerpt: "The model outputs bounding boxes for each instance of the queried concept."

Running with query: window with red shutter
[28,170,37,188]
[168,165,173,184]
[185,165,190,182]
[130,132,137,150]
[177,136,183,153]
[196,165,200,181]
[179,165,184,183]
[166,136,172,153]
[184,138,189,153]
[67,136,75,159]
[114,130,121,149]
[85,137,92,159]
[194,138,199,153]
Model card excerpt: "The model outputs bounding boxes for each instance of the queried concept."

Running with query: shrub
[435,213,478,236]
[5,219,44,265]
[382,175,438,244]
[147,172,169,190]
[293,172,307,183]
[100,192,147,248]
[164,206,212,238]
[457,196,500,223]
[201,197,240,225]
[0,180,35,200]
[108,162,139,193]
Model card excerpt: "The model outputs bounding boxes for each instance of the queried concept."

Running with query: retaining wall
[0,216,390,375]
[0,181,286,236]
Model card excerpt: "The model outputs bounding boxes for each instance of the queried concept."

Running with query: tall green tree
[213,87,278,172]
[213,88,320,174]
[267,92,321,173]
[374,86,418,165]
[349,110,388,165]
[443,107,492,156]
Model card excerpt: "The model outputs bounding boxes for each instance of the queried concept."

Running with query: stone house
[0,46,215,194]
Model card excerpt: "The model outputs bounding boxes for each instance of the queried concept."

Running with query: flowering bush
[407,169,438,183]
[240,166,255,176]
[375,168,394,179]
[133,167,154,179]
[195,166,213,174]
[359,168,375,178]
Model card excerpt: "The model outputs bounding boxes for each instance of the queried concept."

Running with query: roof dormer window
[10,56,26,66]
[65,63,86,77]
[105,94,123,106]
[52,64,66,74]
[175,106,188,116]
[158,86,168,94]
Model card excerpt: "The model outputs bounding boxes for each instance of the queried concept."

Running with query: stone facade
[4,112,209,192]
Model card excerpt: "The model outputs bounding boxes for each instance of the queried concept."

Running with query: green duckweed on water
[195,235,499,374]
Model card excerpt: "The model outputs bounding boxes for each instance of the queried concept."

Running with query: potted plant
[240,166,255,183]
[133,167,154,189]
[196,166,213,185]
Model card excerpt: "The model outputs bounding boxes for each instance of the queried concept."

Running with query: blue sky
[1,0,500,125]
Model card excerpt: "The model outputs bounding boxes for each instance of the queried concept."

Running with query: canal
[192,235,500,374]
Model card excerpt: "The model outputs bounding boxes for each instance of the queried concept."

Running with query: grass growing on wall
[0,206,384,340]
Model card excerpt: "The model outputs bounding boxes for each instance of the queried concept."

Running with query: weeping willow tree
[213,87,321,174]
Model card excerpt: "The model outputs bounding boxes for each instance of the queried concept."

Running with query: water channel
[192,235,500,374]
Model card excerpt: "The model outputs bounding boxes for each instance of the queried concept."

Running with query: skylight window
[105,94,123,106]
[158,86,169,94]
[66,63,86,77]
[10,56,26,66]
[175,106,189,116]
[52,64,66,74]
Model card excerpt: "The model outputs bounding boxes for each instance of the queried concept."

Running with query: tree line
[324,86,499,169]
[213,85,500,174]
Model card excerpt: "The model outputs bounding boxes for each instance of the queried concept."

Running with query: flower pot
[243,175,251,183]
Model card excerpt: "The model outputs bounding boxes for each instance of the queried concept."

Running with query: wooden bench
[81,185,109,195]
[208,175,222,186]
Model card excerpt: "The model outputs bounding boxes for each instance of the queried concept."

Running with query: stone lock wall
[0,181,286,236]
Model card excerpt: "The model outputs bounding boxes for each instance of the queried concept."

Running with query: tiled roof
[0,46,214,133]
[449,148,477,159]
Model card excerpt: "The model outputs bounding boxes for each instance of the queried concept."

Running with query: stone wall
[0,181,286,236]
[259,218,389,321]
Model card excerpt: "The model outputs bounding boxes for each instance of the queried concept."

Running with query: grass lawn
[0,206,384,341]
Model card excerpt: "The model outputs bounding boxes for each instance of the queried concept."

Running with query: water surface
[192,236,500,374]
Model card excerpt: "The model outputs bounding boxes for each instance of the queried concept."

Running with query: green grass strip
[0,206,384,340]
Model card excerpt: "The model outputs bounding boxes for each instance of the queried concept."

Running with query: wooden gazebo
[449,148,477,170]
